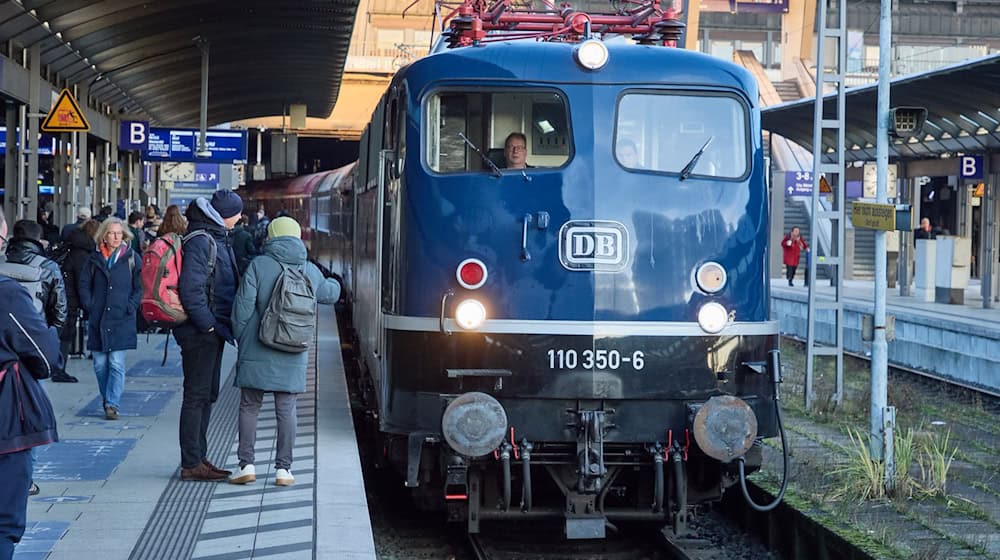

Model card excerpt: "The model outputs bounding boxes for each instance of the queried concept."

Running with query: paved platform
[771,278,1000,394]
[14,306,375,560]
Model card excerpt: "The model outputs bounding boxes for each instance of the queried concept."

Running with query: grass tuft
[916,428,957,497]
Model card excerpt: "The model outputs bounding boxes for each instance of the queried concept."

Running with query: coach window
[426,90,571,173]
[615,92,748,179]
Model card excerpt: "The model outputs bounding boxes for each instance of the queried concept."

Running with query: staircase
[846,205,876,279]
[773,79,802,103]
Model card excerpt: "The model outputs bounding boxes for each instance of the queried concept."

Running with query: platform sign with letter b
[120,121,149,151]
[959,155,983,180]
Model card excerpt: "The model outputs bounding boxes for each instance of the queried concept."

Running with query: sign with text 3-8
[120,121,149,151]
[959,155,984,180]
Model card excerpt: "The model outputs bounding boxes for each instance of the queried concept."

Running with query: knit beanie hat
[210,189,243,219]
[268,216,301,239]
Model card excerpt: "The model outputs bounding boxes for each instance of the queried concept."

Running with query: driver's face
[505,138,527,169]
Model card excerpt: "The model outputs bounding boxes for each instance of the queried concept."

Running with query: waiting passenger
[157,205,188,238]
[79,217,142,421]
[228,217,340,487]
[503,132,530,169]
[176,190,242,482]
[232,214,257,276]
[0,207,62,560]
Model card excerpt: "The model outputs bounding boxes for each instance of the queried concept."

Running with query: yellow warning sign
[973,183,985,197]
[819,175,832,193]
[41,89,90,132]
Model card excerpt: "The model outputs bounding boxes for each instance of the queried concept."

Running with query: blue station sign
[143,128,247,164]
[0,128,57,156]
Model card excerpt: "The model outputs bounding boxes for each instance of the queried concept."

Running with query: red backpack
[140,231,215,328]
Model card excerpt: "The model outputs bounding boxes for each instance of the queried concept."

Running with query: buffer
[41,89,91,133]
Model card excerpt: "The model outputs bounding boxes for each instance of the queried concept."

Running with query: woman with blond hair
[79,217,142,420]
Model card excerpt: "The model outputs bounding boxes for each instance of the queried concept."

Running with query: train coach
[318,1,789,539]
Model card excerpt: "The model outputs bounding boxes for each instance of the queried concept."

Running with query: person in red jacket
[781,227,809,287]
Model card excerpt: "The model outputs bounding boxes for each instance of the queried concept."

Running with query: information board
[144,128,247,163]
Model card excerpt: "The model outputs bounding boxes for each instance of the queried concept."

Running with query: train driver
[503,132,530,169]
[617,138,641,168]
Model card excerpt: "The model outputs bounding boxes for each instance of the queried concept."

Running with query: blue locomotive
[317,5,788,539]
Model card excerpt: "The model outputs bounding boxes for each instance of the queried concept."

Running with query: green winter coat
[231,236,340,393]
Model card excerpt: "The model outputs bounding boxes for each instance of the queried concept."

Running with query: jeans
[93,350,127,410]
[0,450,31,560]
[237,389,298,470]
[175,324,225,469]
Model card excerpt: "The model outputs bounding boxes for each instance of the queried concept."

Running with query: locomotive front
[361,39,785,538]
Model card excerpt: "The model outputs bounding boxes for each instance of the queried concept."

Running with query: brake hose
[737,349,789,512]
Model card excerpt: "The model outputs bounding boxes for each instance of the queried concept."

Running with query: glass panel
[615,92,748,178]
[426,90,571,173]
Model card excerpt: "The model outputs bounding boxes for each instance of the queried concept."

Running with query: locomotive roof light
[455,299,487,330]
[695,262,727,294]
[575,40,609,71]
[456,258,488,290]
[697,302,729,334]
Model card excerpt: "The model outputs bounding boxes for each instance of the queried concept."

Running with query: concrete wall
[772,292,1000,392]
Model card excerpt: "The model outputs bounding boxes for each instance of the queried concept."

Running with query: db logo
[559,221,629,272]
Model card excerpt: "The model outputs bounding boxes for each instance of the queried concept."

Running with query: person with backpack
[0,220,70,382]
[176,190,243,482]
[79,218,142,421]
[0,210,62,560]
[228,217,340,487]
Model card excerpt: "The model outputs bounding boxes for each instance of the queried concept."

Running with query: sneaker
[28,482,39,496]
[51,373,79,383]
[104,406,119,420]
[203,459,232,476]
[229,464,256,485]
[180,463,227,481]
[274,468,294,487]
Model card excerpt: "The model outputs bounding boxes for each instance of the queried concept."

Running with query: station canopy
[0,1,358,126]
[762,53,1000,162]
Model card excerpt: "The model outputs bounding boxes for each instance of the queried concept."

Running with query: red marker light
[456,258,488,290]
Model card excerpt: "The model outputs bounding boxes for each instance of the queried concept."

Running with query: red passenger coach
[239,170,331,246]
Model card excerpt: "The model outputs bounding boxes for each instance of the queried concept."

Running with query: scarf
[101,243,127,269]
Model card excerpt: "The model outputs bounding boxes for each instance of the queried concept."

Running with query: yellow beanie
[267,216,301,239]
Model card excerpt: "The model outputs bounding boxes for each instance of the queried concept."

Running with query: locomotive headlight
[455,299,487,330]
[575,40,609,70]
[695,262,727,294]
[697,302,729,334]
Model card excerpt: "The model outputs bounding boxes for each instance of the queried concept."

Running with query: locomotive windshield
[615,92,749,179]
[426,90,571,173]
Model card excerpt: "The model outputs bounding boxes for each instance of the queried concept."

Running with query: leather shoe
[181,463,227,481]
[51,373,79,383]
[202,459,232,476]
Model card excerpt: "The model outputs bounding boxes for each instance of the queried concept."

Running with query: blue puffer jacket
[179,198,240,340]
[231,236,340,393]
[0,276,62,454]
[79,244,142,352]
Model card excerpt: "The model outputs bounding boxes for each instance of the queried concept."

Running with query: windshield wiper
[679,136,714,180]
[458,132,502,178]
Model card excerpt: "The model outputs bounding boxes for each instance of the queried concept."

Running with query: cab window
[615,92,749,179]
[426,90,571,173]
